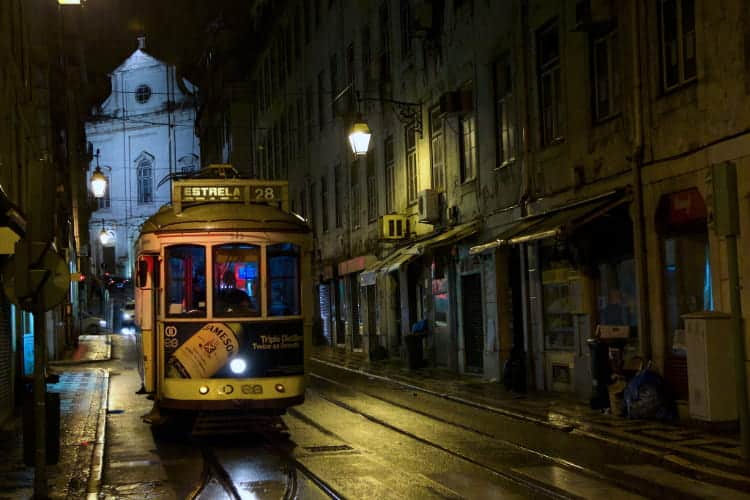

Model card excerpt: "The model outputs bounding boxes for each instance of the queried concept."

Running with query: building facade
[85,37,200,280]
[0,0,91,423]
[198,0,750,418]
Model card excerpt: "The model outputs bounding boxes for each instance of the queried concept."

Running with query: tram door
[135,254,159,392]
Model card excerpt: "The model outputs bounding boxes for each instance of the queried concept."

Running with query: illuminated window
[165,245,206,317]
[268,243,301,316]
[213,244,261,317]
[405,125,417,203]
[429,106,445,191]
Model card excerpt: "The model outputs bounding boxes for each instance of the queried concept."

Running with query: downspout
[630,0,651,360]
[518,0,536,388]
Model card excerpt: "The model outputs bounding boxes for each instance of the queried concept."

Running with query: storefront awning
[0,188,27,255]
[359,221,480,286]
[469,191,630,255]
[413,220,479,253]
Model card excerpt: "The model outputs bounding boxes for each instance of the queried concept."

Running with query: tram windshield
[165,245,207,317]
[213,243,261,317]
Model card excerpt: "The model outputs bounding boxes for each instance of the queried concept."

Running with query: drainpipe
[518,0,535,388]
[630,0,651,361]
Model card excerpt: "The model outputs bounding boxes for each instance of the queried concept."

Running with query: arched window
[178,154,199,174]
[136,153,154,203]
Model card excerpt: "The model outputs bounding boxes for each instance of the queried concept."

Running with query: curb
[86,368,110,499]
[50,335,112,366]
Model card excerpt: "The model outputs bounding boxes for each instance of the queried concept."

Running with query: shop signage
[664,188,706,226]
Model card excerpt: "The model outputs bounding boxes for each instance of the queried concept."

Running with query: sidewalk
[311,345,750,485]
[0,335,111,500]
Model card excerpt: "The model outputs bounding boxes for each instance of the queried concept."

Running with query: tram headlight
[198,385,209,395]
[229,357,247,375]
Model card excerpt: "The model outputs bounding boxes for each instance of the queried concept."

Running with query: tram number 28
[254,187,278,201]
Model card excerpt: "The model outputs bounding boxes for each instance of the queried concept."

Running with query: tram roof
[140,201,310,235]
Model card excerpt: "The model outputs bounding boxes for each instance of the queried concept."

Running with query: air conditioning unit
[380,214,407,239]
[418,189,441,224]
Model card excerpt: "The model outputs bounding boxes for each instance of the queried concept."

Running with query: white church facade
[86,38,200,279]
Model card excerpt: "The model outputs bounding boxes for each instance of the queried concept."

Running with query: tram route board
[172,179,288,212]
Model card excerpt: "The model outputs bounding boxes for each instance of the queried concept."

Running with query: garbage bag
[623,367,676,421]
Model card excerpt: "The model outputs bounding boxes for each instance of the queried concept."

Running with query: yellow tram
[133,166,312,427]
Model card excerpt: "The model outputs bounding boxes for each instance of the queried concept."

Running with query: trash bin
[587,338,611,410]
[23,389,60,466]
[404,334,424,369]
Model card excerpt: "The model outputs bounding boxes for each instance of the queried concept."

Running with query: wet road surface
[97,334,750,499]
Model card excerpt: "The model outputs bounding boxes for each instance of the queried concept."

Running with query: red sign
[663,188,706,226]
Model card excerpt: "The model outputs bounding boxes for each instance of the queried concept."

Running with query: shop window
[268,243,301,316]
[165,245,206,317]
[213,244,261,317]
[657,188,712,357]
[597,259,637,328]
[540,244,575,351]
[431,258,449,327]
[662,234,712,353]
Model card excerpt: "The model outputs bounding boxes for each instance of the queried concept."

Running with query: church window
[135,84,152,104]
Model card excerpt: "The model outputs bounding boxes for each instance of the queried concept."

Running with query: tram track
[307,373,658,499]
[181,427,346,500]
[186,447,244,500]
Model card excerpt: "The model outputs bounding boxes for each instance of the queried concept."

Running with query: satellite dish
[3,247,70,312]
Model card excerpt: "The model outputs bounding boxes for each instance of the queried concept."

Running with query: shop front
[337,255,375,352]
[471,191,637,396]
[655,188,713,401]
[360,221,479,368]
[0,190,26,423]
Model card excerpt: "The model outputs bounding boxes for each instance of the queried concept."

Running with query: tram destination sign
[172,177,288,213]
[182,185,244,202]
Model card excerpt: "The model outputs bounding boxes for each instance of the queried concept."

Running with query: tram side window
[165,245,206,317]
[214,244,261,317]
[268,243,301,316]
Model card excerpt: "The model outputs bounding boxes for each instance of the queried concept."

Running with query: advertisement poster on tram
[164,320,304,378]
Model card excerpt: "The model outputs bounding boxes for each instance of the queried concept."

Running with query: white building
[86,37,200,279]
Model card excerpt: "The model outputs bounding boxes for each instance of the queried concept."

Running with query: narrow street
[70,334,750,499]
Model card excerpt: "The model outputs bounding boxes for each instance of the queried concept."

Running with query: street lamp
[90,149,108,199]
[90,167,107,198]
[98,228,115,247]
[342,90,422,156]
[348,120,372,156]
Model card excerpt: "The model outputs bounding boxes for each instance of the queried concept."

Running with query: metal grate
[303,445,353,453]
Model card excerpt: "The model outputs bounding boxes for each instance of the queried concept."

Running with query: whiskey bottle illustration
[167,322,242,378]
